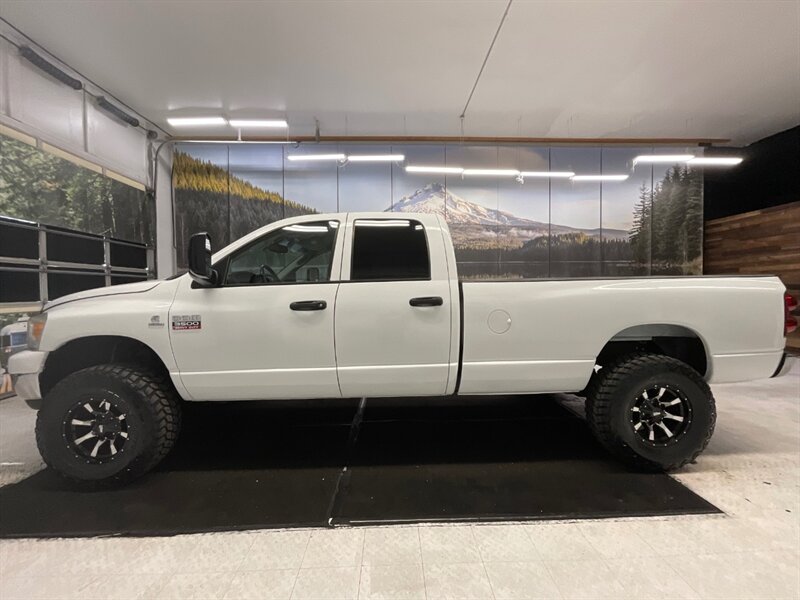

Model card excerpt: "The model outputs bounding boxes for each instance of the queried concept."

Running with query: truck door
[334,216,454,397]
[170,219,343,400]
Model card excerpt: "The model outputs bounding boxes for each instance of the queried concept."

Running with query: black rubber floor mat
[0,400,358,538]
[0,396,718,538]
[331,396,720,524]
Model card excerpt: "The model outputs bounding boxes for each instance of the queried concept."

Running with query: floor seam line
[325,397,367,527]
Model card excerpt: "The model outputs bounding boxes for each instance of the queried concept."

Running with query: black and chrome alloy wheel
[630,385,692,447]
[63,395,130,462]
[587,353,715,471]
[37,364,181,485]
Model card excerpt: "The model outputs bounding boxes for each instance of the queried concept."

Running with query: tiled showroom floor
[0,363,798,599]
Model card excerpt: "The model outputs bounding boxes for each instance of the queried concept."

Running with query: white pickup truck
[9,212,796,485]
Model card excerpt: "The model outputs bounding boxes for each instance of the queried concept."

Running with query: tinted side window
[351,219,430,281]
[224,221,339,285]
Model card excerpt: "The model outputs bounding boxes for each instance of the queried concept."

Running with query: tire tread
[586,353,716,471]
[36,364,181,485]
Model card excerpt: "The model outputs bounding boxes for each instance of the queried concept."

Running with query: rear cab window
[350,219,430,281]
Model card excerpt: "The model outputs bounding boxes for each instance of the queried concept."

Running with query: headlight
[27,313,47,350]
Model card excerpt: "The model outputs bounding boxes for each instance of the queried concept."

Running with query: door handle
[409,296,443,307]
[290,300,327,311]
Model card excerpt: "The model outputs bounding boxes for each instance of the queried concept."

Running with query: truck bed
[457,276,786,394]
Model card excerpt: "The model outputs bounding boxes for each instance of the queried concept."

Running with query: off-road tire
[586,353,716,471]
[35,364,181,486]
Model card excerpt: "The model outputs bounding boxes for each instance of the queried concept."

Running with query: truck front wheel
[586,353,716,471]
[35,364,181,485]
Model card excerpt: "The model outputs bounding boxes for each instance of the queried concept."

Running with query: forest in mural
[630,166,704,274]
[173,144,703,277]
[173,151,313,265]
[0,134,154,245]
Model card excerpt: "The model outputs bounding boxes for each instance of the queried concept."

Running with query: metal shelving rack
[0,216,154,314]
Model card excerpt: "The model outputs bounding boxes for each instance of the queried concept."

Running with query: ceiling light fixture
[633,154,694,165]
[519,171,575,178]
[405,165,464,174]
[571,174,629,181]
[347,154,405,162]
[687,157,743,166]
[286,153,346,161]
[462,169,520,177]
[228,119,288,128]
[167,116,227,127]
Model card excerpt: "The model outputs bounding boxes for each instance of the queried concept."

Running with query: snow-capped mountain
[390,183,628,240]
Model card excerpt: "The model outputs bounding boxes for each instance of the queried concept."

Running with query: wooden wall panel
[705,200,800,351]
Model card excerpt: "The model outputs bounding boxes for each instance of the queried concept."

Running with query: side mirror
[188,232,217,287]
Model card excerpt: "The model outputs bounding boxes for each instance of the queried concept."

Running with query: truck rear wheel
[35,364,181,486]
[586,353,716,471]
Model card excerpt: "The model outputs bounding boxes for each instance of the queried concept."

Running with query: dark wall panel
[0,270,39,302]
[705,126,800,220]
[109,242,147,269]
[46,230,104,265]
[0,220,38,259]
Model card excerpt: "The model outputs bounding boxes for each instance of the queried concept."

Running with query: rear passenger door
[334,217,454,397]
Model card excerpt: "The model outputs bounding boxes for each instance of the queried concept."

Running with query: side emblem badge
[148,315,165,328]
[172,314,202,331]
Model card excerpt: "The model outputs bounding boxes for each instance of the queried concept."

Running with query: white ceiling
[1,0,798,144]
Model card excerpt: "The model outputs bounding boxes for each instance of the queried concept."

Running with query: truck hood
[45,280,162,310]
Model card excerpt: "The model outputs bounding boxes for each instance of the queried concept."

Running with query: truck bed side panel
[459,276,786,394]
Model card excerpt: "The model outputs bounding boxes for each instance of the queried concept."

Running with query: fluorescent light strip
[462,169,520,176]
[406,165,464,174]
[633,154,694,165]
[688,157,743,166]
[571,174,629,181]
[229,119,288,128]
[347,154,405,162]
[519,171,575,178]
[287,153,346,161]
[167,116,227,127]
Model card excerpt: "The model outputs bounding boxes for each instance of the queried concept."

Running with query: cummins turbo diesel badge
[172,314,201,330]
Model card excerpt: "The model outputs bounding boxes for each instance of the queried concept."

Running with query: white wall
[153,144,175,277]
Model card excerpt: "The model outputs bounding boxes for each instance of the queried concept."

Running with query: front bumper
[772,352,797,378]
[8,350,48,402]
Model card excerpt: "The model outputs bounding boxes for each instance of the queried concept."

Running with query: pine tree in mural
[628,165,703,275]
[629,183,652,265]
[685,168,703,264]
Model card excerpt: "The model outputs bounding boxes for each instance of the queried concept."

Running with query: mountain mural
[391,183,629,240]
[172,145,701,278]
